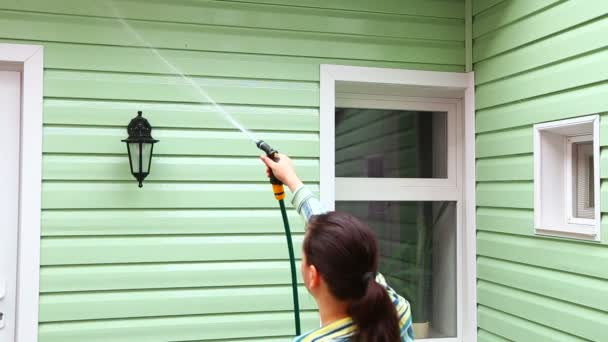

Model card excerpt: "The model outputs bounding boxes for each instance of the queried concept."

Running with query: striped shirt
[291,186,415,342]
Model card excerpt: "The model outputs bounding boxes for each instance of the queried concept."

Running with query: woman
[261,153,415,342]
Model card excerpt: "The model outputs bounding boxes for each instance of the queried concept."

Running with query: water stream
[106,1,260,143]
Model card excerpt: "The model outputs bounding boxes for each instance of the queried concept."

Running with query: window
[320,64,476,342]
[333,98,461,340]
[332,101,459,199]
[534,115,600,241]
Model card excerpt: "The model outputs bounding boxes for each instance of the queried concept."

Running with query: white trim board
[0,43,44,342]
[319,64,476,342]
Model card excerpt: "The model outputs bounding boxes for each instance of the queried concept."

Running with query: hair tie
[362,272,375,283]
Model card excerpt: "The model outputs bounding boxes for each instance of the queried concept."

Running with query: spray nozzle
[256,140,279,162]
[256,140,283,186]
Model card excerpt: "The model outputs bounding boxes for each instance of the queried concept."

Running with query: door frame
[0,43,44,342]
[319,65,476,342]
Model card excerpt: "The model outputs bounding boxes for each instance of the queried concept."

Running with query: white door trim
[319,64,476,342]
[0,43,44,342]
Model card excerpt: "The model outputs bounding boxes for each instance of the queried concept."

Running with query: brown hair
[303,212,400,342]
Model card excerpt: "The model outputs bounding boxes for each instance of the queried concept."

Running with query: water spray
[107,1,301,335]
[106,0,259,143]
[256,140,301,335]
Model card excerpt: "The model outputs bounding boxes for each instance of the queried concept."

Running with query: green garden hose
[256,140,301,336]
[279,197,301,336]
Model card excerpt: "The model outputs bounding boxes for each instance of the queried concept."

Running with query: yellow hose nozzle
[273,184,285,200]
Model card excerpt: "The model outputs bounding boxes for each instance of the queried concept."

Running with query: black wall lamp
[122,111,159,188]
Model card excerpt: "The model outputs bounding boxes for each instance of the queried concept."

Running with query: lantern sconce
[122,111,159,188]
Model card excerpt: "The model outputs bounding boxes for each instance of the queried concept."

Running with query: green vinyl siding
[473,0,608,341]
[0,0,464,341]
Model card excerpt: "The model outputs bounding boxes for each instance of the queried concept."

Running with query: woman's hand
[260,153,303,192]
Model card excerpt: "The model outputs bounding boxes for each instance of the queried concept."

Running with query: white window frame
[0,43,44,342]
[320,65,476,342]
[334,98,460,201]
[534,115,600,241]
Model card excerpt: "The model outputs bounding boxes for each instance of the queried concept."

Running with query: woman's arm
[290,185,326,222]
[260,153,326,221]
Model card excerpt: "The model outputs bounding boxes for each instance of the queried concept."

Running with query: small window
[534,115,600,241]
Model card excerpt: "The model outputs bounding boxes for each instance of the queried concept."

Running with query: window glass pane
[573,142,594,219]
[335,201,457,339]
[335,108,447,178]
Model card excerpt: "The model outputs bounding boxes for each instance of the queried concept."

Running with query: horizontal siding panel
[477,182,533,209]
[40,261,303,292]
[477,211,608,245]
[44,99,319,131]
[42,182,319,209]
[473,0,561,38]
[0,11,464,65]
[475,48,608,110]
[41,235,304,265]
[474,17,608,85]
[43,155,319,182]
[41,209,306,236]
[42,41,321,81]
[476,207,533,236]
[39,286,316,322]
[0,40,463,80]
[477,329,510,342]
[478,305,587,342]
[473,0,608,62]
[477,257,608,312]
[221,0,465,18]
[43,127,319,157]
[477,231,608,279]
[476,154,532,181]
[476,83,608,133]
[599,117,608,147]
[472,0,504,16]
[478,280,608,341]
[2,0,464,41]
[476,127,531,158]
[44,70,319,107]
[38,312,318,342]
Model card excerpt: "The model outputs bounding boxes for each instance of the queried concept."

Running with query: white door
[0,70,21,341]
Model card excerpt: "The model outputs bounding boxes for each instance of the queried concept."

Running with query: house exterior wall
[473,1,608,341]
[0,1,464,341]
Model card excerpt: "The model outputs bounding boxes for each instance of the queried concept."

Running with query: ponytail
[304,213,401,342]
[349,277,400,342]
